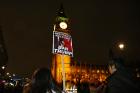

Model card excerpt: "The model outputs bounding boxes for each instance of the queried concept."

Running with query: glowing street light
[6,72,10,75]
[118,43,124,50]
[13,74,16,77]
[2,66,5,69]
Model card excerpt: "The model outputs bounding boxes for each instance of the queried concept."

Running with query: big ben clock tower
[51,4,73,90]
[53,4,70,33]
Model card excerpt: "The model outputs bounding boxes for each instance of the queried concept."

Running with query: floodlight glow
[118,43,124,50]
[2,66,5,69]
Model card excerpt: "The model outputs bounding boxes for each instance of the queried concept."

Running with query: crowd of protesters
[0,58,140,93]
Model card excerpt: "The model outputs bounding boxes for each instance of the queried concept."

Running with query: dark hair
[30,68,62,93]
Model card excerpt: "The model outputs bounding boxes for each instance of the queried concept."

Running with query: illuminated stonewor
[51,4,73,86]
[70,62,109,84]
[54,54,71,83]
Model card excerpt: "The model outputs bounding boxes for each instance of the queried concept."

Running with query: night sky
[0,0,140,76]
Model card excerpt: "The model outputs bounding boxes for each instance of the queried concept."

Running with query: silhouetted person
[23,67,63,93]
[76,78,82,93]
[105,58,140,93]
[14,81,23,93]
[81,82,90,93]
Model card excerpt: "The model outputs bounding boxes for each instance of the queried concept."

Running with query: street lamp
[117,42,126,62]
[2,66,5,70]
[6,72,10,75]
[118,43,125,50]
[109,42,125,60]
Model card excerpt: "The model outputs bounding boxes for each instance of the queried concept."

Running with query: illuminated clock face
[59,22,67,29]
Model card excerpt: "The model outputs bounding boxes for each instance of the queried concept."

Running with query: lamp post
[109,42,125,60]
[118,43,125,59]
[0,65,6,77]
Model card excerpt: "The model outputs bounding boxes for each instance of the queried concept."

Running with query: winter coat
[105,70,140,93]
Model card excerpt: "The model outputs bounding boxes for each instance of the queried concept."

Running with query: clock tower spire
[51,4,73,89]
[57,3,66,17]
[54,4,70,33]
